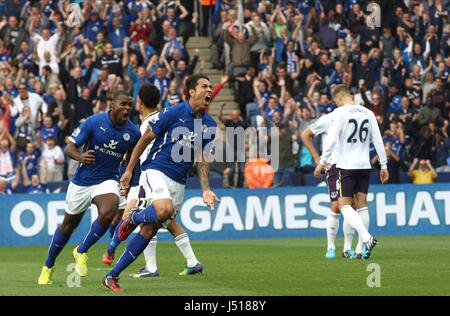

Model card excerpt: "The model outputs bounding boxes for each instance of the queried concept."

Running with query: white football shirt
[139,111,159,166]
[309,110,338,166]
[320,103,387,170]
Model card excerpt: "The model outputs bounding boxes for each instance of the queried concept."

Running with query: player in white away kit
[315,85,389,259]
[302,105,358,259]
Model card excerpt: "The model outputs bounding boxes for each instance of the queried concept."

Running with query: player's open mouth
[204,94,211,104]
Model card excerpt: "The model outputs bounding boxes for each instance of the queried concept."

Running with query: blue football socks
[108,233,151,277]
[132,205,161,226]
[78,219,109,253]
[107,220,123,254]
[45,227,70,268]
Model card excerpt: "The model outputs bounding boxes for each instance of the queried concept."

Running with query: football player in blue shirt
[103,84,205,279]
[38,91,140,285]
[103,74,219,291]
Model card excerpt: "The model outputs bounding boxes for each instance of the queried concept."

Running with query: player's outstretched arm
[65,142,95,165]
[197,150,220,211]
[120,128,156,190]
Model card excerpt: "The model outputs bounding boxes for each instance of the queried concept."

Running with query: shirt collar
[185,101,196,117]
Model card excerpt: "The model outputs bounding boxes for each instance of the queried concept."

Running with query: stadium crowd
[0,0,449,194]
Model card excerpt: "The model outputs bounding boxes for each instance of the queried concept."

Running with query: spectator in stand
[384,121,405,183]
[218,103,249,188]
[17,142,41,180]
[129,10,152,44]
[24,172,47,194]
[0,138,15,183]
[0,178,12,194]
[224,23,257,77]
[260,105,295,186]
[244,154,274,189]
[408,158,438,184]
[434,132,450,172]
[29,24,64,76]
[14,105,37,152]
[99,43,122,76]
[11,83,48,125]
[246,13,271,69]
[108,15,128,52]
[231,65,256,120]
[84,9,104,43]
[73,87,94,126]
[149,64,171,101]
[418,94,443,126]
[0,94,12,132]
[46,88,71,140]
[157,0,189,33]
[199,0,216,36]
[162,80,182,108]
[38,135,64,182]
[352,52,377,90]
[38,115,64,144]
[318,93,336,115]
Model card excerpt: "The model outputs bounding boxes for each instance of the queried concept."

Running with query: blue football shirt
[26,184,47,194]
[18,149,41,178]
[141,102,217,184]
[69,112,140,186]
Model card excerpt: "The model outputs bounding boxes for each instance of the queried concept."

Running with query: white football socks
[175,233,199,268]
[326,211,340,250]
[144,236,158,272]
[355,207,370,254]
[343,218,355,252]
[340,205,371,243]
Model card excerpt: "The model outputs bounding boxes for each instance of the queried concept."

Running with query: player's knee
[97,211,116,226]
[153,202,174,222]
[156,207,173,222]
[140,223,157,239]
[111,211,123,225]
[60,222,76,235]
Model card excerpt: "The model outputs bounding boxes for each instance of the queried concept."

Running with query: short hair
[332,84,351,100]
[185,74,210,96]
[43,65,52,73]
[138,84,160,109]
[113,90,130,99]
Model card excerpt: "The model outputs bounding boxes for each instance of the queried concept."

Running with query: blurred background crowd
[0,0,449,194]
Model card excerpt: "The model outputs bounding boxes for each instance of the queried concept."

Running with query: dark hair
[43,65,52,73]
[113,90,131,99]
[185,74,210,98]
[138,84,160,109]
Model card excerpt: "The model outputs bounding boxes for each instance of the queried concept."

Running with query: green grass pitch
[1,235,449,296]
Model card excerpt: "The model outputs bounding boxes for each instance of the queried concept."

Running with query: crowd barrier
[10,172,450,193]
[1,183,449,246]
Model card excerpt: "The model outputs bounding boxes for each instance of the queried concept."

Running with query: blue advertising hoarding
[1,184,450,246]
